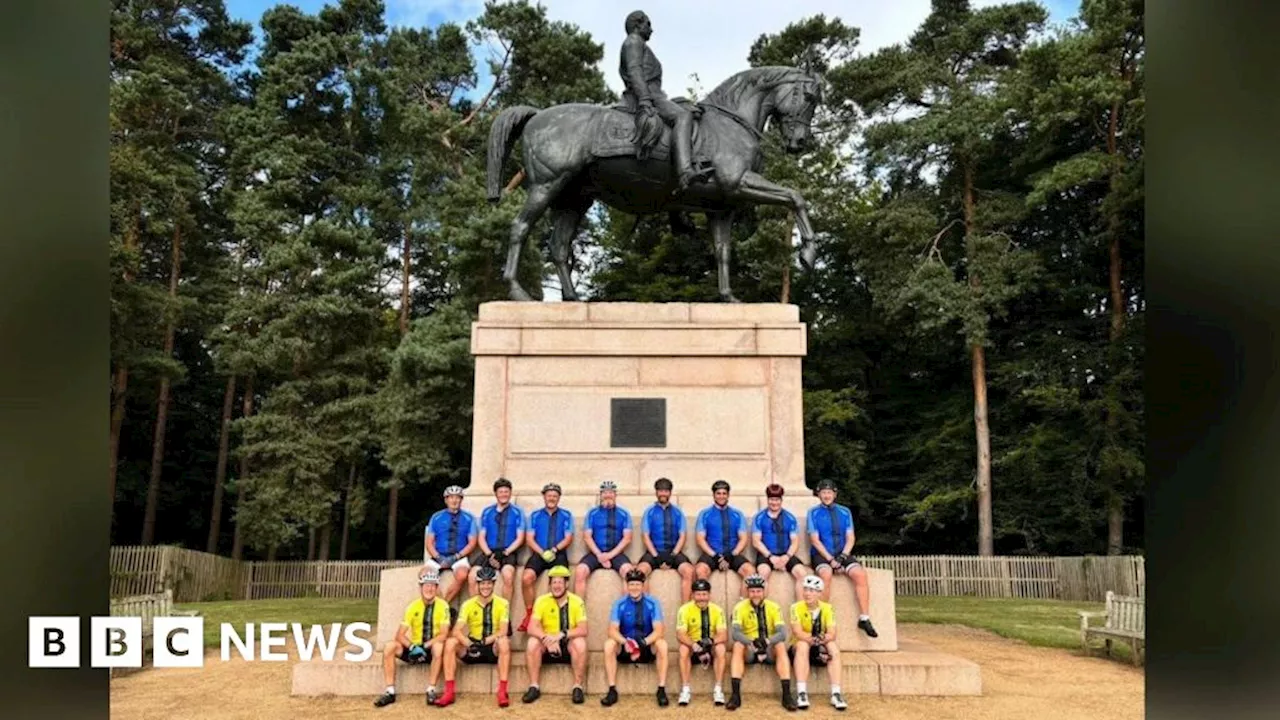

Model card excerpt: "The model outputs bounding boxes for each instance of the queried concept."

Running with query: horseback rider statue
[620,10,713,190]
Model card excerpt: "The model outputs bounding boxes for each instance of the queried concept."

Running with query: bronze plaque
[610,398,666,448]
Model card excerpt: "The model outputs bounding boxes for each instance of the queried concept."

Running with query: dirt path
[109,624,1143,720]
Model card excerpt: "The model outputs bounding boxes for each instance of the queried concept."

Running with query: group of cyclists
[374,475,876,711]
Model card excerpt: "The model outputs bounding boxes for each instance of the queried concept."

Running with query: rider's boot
[673,114,712,190]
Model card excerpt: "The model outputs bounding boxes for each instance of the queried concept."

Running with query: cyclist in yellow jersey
[675,578,728,706]
[437,566,511,708]
[727,574,796,711]
[789,575,847,710]
[521,565,589,704]
[373,568,452,708]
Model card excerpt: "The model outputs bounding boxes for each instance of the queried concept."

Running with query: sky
[226,0,1083,97]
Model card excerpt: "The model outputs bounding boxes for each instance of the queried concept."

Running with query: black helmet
[691,579,711,593]
[625,568,647,584]
[493,477,512,491]
[654,477,673,491]
[814,479,837,494]
[475,566,497,582]
[542,482,562,495]
[711,480,731,493]
[744,574,766,589]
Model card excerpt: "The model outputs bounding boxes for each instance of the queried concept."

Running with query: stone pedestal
[469,302,807,502]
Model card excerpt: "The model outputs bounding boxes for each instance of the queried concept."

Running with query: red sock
[445,680,455,694]
[499,680,508,693]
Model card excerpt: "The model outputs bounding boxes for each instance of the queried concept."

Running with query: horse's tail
[486,105,539,203]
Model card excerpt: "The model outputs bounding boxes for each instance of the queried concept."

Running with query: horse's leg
[731,171,818,270]
[547,203,587,301]
[709,211,739,303]
[502,181,562,301]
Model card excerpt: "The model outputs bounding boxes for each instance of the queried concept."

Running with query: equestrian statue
[486,9,822,302]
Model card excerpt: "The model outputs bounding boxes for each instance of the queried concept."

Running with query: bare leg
[679,562,694,603]
[381,640,404,687]
[521,568,536,611]
[818,566,834,603]
[793,640,811,684]
[791,565,809,601]
[428,638,446,687]
[730,642,745,678]
[714,642,727,684]
[443,638,460,681]
[773,641,792,679]
[500,564,517,605]
[571,637,588,686]
[574,563,591,598]
[496,637,511,682]
[826,644,842,687]
[654,638,669,686]
[709,211,739,302]
[678,644,692,686]
[525,638,543,686]
[603,639,619,685]
[849,565,871,615]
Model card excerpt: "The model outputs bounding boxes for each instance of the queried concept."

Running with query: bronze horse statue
[486,65,822,302]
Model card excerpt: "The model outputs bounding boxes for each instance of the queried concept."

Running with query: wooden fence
[110,546,1143,603]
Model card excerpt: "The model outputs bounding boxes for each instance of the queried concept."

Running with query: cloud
[385,0,485,28]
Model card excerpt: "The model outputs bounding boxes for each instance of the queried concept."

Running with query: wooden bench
[1079,590,1144,665]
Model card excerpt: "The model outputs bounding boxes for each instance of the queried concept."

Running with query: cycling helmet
[744,574,766,590]
[654,477,673,491]
[691,579,711,593]
[542,482,562,495]
[711,480,731,493]
[814,479,837,493]
[624,568,647,583]
[418,569,441,585]
[443,485,465,497]
[493,477,512,491]
[475,566,497,582]
[765,483,785,498]
[802,575,825,592]
[599,480,618,492]
[547,565,572,579]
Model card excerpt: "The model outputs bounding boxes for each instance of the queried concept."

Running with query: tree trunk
[109,364,129,506]
[400,227,412,335]
[307,526,317,561]
[141,223,182,546]
[231,374,254,560]
[206,374,237,554]
[340,465,355,560]
[387,483,399,560]
[318,517,332,561]
[266,545,277,562]
[963,162,995,557]
[1105,92,1127,555]
[780,218,793,304]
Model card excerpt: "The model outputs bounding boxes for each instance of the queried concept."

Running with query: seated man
[675,578,728,706]
[694,480,753,589]
[424,485,479,603]
[727,574,796,712]
[475,477,526,607]
[602,568,670,707]
[575,479,635,596]
[522,565,589,705]
[636,477,696,602]
[752,483,807,599]
[518,482,575,633]
[806,479,878,637]
[789,575,848,711]
[436,566,512,708]
[373,568,452,708]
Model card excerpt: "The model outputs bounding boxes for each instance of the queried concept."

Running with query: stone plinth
[469,302,807,497]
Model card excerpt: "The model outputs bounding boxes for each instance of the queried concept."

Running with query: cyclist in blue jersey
[575,480,636,596]
[806,479,877,638]
[695,480,753,588]
[636,477,695,602]
[424,485,479,602]
[602,568,670,707]
[473,477,526,607]
[752,483,808,599]
[518,483,575,633]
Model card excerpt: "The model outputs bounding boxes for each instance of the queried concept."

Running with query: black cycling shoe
[782,692,798,712]
[373,691,396,707]
[522,686,541,704]
[601,687,619,706]
[726,694,741,711]
[657,686,669,707]
[572,686,585,704]
[858,618,879,638]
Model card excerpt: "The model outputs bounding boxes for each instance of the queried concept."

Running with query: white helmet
[418,569,441,585]
[599,480,618,492]
[443,485,465,498]
[802,575,825,592]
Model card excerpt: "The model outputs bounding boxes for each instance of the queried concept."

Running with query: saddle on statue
[595,94,713,174]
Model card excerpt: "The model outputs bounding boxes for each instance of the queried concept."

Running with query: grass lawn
[179,595,1131,660]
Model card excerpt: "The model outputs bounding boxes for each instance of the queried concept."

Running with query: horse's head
[770,70,823,154]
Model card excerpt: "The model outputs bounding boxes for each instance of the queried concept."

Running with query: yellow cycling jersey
[789,600,835,643]
[531,592,587,634]
[457,595,510,641]
[731,598,784,640]
[675,601,726,643]
[402,596,452,645]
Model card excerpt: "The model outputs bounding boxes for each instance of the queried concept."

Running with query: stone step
[376,565,897,653]
[292,641,979,697]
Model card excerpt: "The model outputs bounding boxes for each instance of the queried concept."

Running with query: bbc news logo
[29,617,374,668]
